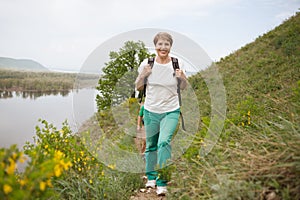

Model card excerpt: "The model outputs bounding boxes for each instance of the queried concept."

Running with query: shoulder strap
[140,57,155,102]
[171,57,180,70]
[171,57,186,131]
[148,57,155,68]
[171,57,182,106]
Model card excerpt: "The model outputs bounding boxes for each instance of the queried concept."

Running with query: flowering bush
[1,119,142,200]
[0,144,70,199]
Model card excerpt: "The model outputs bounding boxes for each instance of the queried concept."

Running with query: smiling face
[155,39,171,59]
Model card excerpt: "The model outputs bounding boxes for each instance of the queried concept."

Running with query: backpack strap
[171,57,180,70]
[140,57,155,102]
[171,57,186,131]
[148,57,155,68]
[171,57,181,105]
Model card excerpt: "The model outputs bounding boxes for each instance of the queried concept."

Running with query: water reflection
[0,88,97,149]
[0,90,70,99]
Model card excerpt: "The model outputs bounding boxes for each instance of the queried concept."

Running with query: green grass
[167,12,300,199]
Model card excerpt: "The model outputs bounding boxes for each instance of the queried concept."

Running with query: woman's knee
[146,137,158,151]
[157,141,170,149]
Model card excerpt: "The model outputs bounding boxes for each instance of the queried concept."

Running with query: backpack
[140,57,186,131]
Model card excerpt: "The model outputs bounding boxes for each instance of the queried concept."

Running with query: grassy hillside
[169,12,300,199]
[78,13,300,199]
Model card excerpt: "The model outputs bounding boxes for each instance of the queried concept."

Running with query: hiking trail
[132,128,167,200]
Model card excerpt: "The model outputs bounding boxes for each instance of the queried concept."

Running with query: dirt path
[130,187,166,200]
[132,128,167,200]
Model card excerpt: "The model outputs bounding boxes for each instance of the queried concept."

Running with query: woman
[135,32,187,196]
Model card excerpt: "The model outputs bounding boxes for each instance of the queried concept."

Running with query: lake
[0,89,98,149]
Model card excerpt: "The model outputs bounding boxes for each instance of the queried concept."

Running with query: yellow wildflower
[19,153,27,163]
[6,158,16,175]
[107,164,115,170]
[54,150,64,161]
[46,179,53,187]
[89,179,93,184]
[3,184,12,194]
[19,179,27,186]
[12,152,17,160]
[54,164,62,177]
[40,181,46,191]
[60,160,72,170]
[101,171,105,176]
[44,145,48,149]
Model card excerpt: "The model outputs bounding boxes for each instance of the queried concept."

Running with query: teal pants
[144,108,180,186]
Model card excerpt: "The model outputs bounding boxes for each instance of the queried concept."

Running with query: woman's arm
[135,64,152,91]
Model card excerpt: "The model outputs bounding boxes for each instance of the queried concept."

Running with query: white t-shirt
[138,57,184,113]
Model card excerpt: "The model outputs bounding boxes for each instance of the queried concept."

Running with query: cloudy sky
[0,0,299,71]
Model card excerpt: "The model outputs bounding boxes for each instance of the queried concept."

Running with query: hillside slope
[171,12,300,199]
[218,12,300,121]
[0,57,49,71]
[76,13,300,199]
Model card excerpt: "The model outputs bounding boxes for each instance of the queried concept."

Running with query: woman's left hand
[175,69,186,80]
[175,69,187,89]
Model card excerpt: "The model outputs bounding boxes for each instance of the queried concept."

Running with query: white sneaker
[156,186,167,196]
[145,180,156,188]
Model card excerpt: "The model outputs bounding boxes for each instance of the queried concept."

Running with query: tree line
[0,69,98,92]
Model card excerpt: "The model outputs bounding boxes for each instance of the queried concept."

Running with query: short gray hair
[153,32,173,46]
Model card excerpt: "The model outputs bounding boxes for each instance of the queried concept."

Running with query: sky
[0,0,299,72]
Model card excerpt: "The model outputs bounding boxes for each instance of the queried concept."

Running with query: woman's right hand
[135,64,152,91]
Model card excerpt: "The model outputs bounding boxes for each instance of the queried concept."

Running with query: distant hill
[0,57,49,71]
